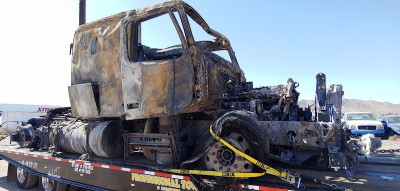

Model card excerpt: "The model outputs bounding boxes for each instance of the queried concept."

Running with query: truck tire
[205,110,270,172]
[39,177,67,191]
[16,167,38,189]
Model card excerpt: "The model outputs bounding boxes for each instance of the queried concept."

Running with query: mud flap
[7,163,17,182]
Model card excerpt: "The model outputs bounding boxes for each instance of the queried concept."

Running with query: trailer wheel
[39,177,67,191]
[16,167,38,189]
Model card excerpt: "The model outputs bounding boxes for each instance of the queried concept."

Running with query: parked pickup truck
[343,112,385,137]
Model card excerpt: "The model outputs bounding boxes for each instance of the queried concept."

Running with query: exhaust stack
[79,0,86,25]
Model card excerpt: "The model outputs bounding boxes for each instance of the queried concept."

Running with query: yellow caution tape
[209,125,296,184]
[165,169,265,178]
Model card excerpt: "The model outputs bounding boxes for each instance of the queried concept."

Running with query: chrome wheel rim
[16,167,26,183]
[41,177,55,191]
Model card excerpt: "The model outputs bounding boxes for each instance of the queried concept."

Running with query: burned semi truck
[11,0,375,184]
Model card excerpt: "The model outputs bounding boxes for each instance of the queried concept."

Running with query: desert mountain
[298,99,400,117]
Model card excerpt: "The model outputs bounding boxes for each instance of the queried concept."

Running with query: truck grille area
[358,126,376,130]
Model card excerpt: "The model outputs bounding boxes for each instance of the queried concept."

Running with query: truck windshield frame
[125,3,239,66]
[126,9,187,62]
[183,5,239,66]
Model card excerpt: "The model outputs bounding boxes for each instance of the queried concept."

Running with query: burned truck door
[121,10,195,120]
[70,12,127,119]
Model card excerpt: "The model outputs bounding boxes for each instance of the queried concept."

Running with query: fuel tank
[57,120,123,158]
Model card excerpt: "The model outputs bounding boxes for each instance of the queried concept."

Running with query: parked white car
[343,112,385,137]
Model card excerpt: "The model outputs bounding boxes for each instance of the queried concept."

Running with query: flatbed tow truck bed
[1,137,399,191]
[0,137,291,191]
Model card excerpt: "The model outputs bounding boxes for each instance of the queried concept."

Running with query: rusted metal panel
[71,13,126,118]
[121,54,195,120]
[68,83,100,119]
[262,121,341,149]
[138,55,193,116]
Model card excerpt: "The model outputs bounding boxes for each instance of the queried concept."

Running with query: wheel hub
[204,132,254,172]
[222,149,233,162]
[17,167,26,183]
[41,177,55,191]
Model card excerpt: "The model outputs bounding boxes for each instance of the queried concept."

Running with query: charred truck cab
[70,1,243,120]
[69,0,245,164]
[6,1,381,190]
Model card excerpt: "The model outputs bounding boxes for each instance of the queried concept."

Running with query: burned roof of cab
[76,0,207,32]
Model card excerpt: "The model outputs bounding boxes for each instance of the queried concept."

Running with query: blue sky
[88,0,400,104]
[0,0,399,106]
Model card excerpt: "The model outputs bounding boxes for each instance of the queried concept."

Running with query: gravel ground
[378,136,400,156]
[381,139,400,150]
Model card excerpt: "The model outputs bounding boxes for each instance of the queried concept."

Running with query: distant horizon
[299,98,400,104]
[1,97,399,108]
[298,99,400,117]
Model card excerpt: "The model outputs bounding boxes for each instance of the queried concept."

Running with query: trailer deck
[0,137,290,191]
[1,137,399,191]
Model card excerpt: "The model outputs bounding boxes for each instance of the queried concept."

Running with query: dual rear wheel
[39,176,68,191]
[16,166,70,191]
[16,166,38,189]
